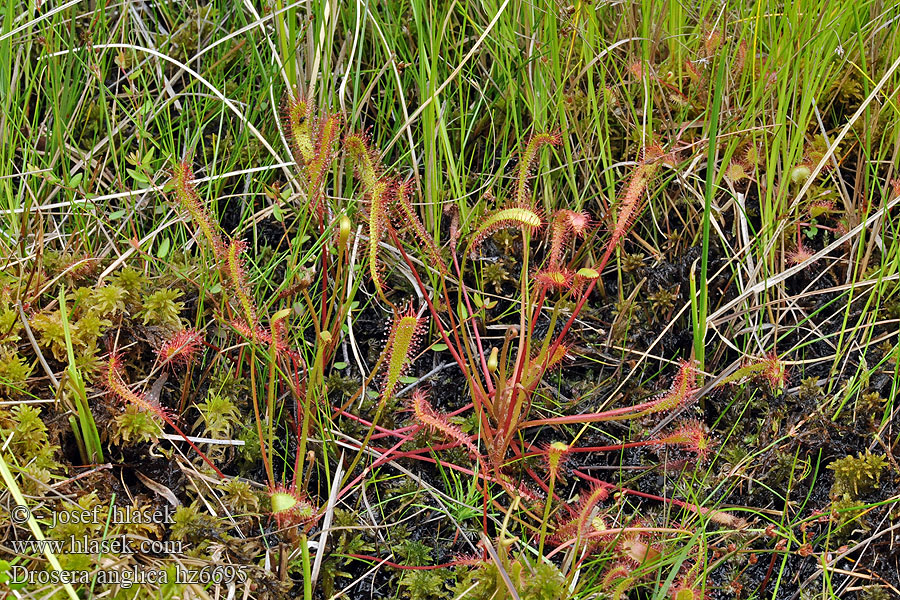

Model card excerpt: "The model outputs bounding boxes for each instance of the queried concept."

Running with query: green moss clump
[858,392,885,415]
[622,252,645,273]
[454,555,568,600]
[111,405,163,446]
[29,302,112,362]
[318,508,376,596]
[648,288,677,314]
[109,267,148,304]
[195,391,241,460]
[73,311,112,346]
[325,372,359,397]
[91,285,129,317]
[0,405,62,491]
[237,424,264,469]
[208,369,249,409]
[828,450,888,500]
[170,504,227,554]
[139,289,184,328]
[482,261,512,293]
[859,585,892,600]
[29,310,69,360]
[394,540,433,567]
[41,250,99,282]
[798,376,821,401]
[765,452,810,488]
[492,229,521,256]
[196,391,240,439]
[0,350,34,394]
[400,569,448,600]
[218,479,260,513]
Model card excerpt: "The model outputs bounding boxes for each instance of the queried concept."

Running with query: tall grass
[2,0,900,598]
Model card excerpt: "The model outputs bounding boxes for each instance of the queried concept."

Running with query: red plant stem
[338,437,409,498]
[198,339,225,354]
[450,248,494,394]
[521,250,608,410]
[572,469,714,518]
[796,221,838,232]
[177,362,193,416]
[528,286,547,340]
[366,402,474,441]
[164,418,226,479]
[758,553,778,597]
[338,431,488,499]
[503,442,563,502]
[518,391,676,428]
[379,447,484,480]
[511,260,531,389]
[544,526,691,559]
[337,437,499,501]
[367,440,463,457]
[524,464,553,495]
[337,415,485,477]
[388,228,492,432]
[531,238,620,385]
[482,473,489,536]
[522,439,671,457]
[331,405,402,436]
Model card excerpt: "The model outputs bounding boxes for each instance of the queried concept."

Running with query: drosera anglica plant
[104,352,225,478]
[339,301,429,483]
[283,93,342,224]
[162,133,356,506]
[323,124,770,600]
[512,132,563,206]
[332,131,723,570]
[156,327,203,367]
[410,388,479,457]
[151,109,364,598]
[223,238,258,329]
[379,302,427,401]
[345,131,398,307]
[714,351,789,392]
[170,159,223,256]
[546,208,592,273]
[466,203,544,253]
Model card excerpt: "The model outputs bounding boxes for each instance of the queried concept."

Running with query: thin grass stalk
[697,55,728,370]
[249,346,274,486]
[58,286,102,462]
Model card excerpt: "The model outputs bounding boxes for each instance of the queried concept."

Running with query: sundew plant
[1,1,900,599]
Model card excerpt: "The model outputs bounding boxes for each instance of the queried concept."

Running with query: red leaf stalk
[105,353,224,478]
